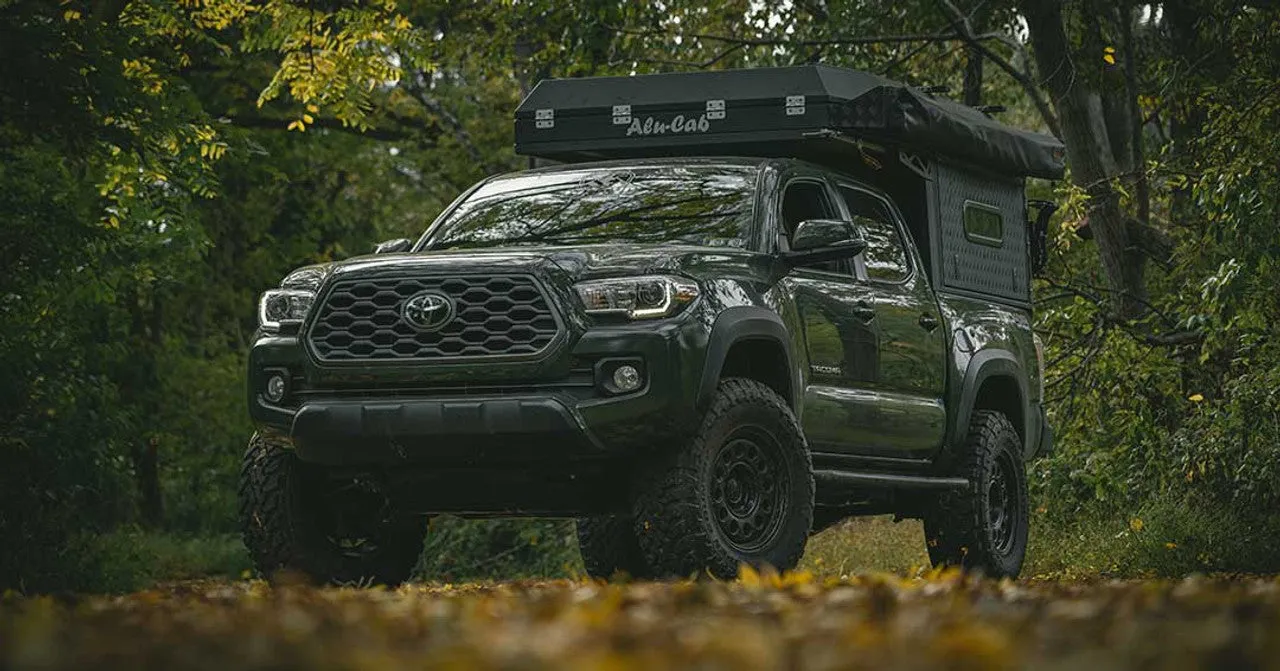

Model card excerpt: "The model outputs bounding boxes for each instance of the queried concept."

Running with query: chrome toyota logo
[402,291,454,331]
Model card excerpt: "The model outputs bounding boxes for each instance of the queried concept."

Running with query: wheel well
[718,338,792,406]
[972,375,1024,443]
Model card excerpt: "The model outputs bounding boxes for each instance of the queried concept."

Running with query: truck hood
[312,244,757,285]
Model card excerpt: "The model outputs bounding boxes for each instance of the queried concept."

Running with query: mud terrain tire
[923,410,1029,578]
[633,378,814,579]
[239,433,426,585]
[576,515,654,580]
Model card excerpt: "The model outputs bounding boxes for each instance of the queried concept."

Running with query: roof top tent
[513,65,1065,305]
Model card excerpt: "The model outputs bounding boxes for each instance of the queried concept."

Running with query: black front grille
[308,274,561,362]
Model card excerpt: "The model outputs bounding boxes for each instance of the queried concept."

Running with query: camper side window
[838,186,909,283]
[963,201,1004,246]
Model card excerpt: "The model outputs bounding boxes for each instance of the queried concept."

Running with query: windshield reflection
[427,165,758,250]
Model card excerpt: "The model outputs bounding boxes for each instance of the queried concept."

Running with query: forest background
[3,0,1279,592]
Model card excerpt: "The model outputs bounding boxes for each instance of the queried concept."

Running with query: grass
[59,493,1280,596]
[803,500,1280,581]
[68,527,250,594]
[800,517,929,577]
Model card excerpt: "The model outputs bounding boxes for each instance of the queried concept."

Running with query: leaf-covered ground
[5,571,1280,670]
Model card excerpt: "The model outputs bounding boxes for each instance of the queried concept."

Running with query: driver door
[779,177,884,454]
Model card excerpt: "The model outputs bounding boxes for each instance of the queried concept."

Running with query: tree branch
[614,43,748,70]
[401,75,504,174]
[220,114,411,142]
[605,22,1009,50]
[932,0,1064,138]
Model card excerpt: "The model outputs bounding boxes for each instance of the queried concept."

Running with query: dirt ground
[4,570,1280,670]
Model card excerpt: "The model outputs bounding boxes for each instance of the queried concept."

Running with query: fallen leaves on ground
[4,570,1280,670]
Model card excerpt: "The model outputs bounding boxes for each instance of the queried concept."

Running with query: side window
[838,186,909,283]
[781,180,846,273]
[963,201,1004,246]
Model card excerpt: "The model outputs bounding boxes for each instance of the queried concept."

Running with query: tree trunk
[1118,1,1149,224]
[964,45,984,107]
[122,284,165,528]
[132,437,163,528]
[1020,0,1147,321]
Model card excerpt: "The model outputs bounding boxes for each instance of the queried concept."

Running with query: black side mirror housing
[783,219,867,267]
[373,238,413,255]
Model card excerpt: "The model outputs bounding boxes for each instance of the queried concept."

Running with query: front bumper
[249,320,707,467]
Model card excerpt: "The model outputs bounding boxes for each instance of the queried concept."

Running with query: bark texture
[1020,0,1148,321]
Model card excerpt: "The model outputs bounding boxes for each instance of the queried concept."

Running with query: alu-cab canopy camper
[514,65,1065,305]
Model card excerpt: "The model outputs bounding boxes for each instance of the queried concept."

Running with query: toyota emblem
[402,291,455,332]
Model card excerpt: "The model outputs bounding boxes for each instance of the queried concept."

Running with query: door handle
[852,300,876,322]
[918,313,940,332]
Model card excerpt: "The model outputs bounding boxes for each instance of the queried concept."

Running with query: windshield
[425,164,758,250]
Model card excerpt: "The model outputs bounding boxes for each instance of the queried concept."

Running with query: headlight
[574,275,700,320]
[258,289,315,331]
[258,266,328,332]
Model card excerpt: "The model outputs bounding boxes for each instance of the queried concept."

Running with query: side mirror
[783,219,867,266]
[373,238,412,255]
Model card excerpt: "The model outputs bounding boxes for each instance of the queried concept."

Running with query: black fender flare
[696,306,799,412]
[951,349,1032,457]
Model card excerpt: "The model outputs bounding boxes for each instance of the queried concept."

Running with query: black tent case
[513,65,1065,305]
[514,65,1064,181]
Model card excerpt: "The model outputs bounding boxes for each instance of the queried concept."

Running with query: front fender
[696,306,799,412]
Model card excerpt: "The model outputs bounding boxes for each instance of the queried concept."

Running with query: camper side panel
[934,163,1029,303]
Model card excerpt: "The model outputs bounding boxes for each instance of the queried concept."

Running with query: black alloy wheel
[710,428,790,554]
[633,378,814,579]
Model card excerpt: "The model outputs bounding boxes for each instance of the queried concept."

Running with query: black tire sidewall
[924,411,1030,578]
[576,515,652,579]
[973,426,1029,577]
[633,378,813,579]
[698,393,812,571]
[239,434,425,585]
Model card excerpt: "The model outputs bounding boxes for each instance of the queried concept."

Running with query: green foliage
[417,518,581,582]
[1027,5,1280,555]
[65,529,250,594]
[5,0,1280,591]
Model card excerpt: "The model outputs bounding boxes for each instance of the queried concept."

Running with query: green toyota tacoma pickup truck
[240,65,1060,584]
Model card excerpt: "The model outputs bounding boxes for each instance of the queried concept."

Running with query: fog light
[265,374,287,403]
[612,364,642,393]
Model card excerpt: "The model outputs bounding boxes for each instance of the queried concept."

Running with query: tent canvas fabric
[515,65,1065,180]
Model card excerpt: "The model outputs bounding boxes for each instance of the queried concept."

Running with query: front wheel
[633,378,814,579]
[576,515,654,580]
[239,433,426,585]
[923,410,1029,578]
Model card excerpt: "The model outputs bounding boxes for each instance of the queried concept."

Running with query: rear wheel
[239,433,426,585]
[633,378,814,578]
[575,515,653,580]
[923,410,1029,578]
